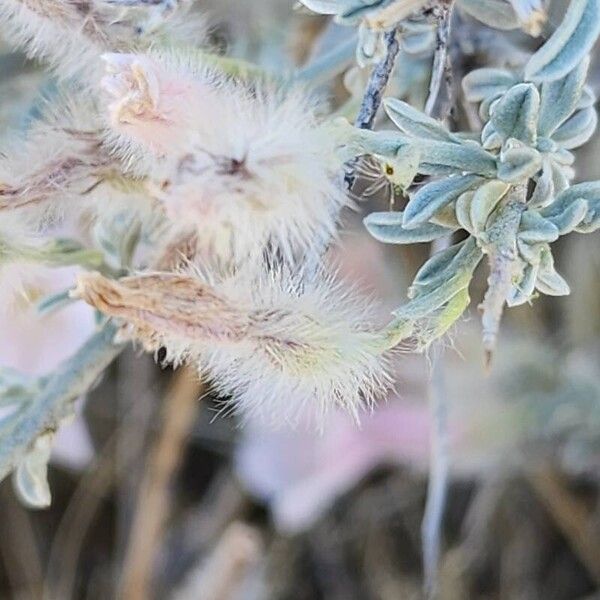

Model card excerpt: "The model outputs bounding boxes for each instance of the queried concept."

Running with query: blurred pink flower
[0,262,96,469]
[235,401,435,533]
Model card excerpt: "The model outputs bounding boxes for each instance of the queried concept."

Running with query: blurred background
[0,1,599,599]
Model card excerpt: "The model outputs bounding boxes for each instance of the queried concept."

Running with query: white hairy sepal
[74,267,393,430]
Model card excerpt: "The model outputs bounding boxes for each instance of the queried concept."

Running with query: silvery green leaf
[410,237,481,293]
[576,199,600,232]
[548,158,571,193]
[470,180,511,234]
[456,190,475,233]
[524,0,600,82]
[555,181,600,232]
[394,274,473,319]
[480,94,502,121]
[551,106,597,149]
[357,23,386,66]
[462,68,519,103]
[403,174,482,228]
[459,0,520,30]
[491,83,540,145]
[12,433,53,509]
[416,139,497,176]
[384,98,462,143]
[535,247,570,295]
[577,86,596,109]
[540,196,588,234]
[538,58,589,137]
[401,21,435,55]
[518,239,544,264]
[507,262,538,306]
[536,137,558,153]
[481,121,503,150]
[528,163,555,209]
[497,144,542,182]
[430,204,461,229]
[298,0,345,14]
[518,210,560,243]
[364,211,453,244]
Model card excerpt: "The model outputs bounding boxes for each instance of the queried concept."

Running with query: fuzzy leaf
[525,0,600,82]
[491,83,540,145]
[555,181,600,232]
[538,58,589,136]
[470,180,511,234]
[462,68,519,103]
[456,190,475,233]
[364,211,452,244]
[551,106,598,149]
[497,145,542,182]
[12,434,53,509]
[535,247,570,296]
[540,196,588,234]
[528,163,555,209]
[507,262,538,307]
[576,200,600,232]
[384,98,461,143]
[459,0,519,30]
[517,239,544,265]
[410,238,481,293]
[416,139,497,176]
[481,121,503,150]
[403,174,481,228]
[518,211,560,243]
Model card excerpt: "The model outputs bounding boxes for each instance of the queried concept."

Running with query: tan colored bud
[73,272,250,348]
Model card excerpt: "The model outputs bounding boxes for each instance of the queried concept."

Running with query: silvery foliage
[353,0,600,348]
[300,0,542,66]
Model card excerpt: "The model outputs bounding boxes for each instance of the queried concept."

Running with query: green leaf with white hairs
[554,181,600,233]
[402,174,482,229]
[497,145,542,182]
[481,122,503,150]
[518,239,544,265]
[576,199,600,232]
[462,68,518,103]
[364,211,453,244]
[528,163,555,209]
[540,196,588,234]
[577,86,596,109]
[470,180,511,234]
[518,211,560,243]
[491,83,540,145]
[384,98,462,143]
[525,0,600,82]
[12,433,53,509]
[456,190,475,234]
[416,139,497,176]
[507,262,538,307]
[538,58,589,137]
[410,238,482,294]
[535,247,570,296]
[458,0,519,30]
[551,106,598,149]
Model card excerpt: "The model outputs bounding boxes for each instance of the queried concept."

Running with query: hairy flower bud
[73,269,392,427]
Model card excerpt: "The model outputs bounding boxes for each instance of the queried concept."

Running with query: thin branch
[420,4,456,596]
[421,334,450,600]
[119,368,202,600]
[355,28,402,130]
[424,1,455,120]
[345,27,402,190]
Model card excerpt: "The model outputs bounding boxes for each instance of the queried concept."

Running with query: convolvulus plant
[0,3,598,593]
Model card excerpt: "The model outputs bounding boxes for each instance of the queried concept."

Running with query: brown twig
[119,367,203,600]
